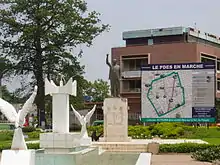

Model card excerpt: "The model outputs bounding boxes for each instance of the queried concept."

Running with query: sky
[80,0,220,81]
[5,0,220,91]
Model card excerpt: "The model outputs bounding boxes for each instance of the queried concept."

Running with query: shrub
[0,143,11,151]
[87,125,103,136]
[150,123,186,139]
[27,131,40,139]
[191,146,220,162]
[159,143,217,153]
[0,131,13,141]
[27,143,40,150]
[89,123,220,140]
[128,126,150,139]
[0,143,40,151]
[22,126,36,133]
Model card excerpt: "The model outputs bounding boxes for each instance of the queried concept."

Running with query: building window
[217,59,220,71]
[148,39,153,45]
[217,78,220,91]
[122,79,141,93]
[122,55,148,71]
[201,54,216,64]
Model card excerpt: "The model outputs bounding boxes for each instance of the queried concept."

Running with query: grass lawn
[202,138,220,145]
[0,141,11,145]
[0,123,13,130]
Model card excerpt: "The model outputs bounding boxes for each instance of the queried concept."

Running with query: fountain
[35,77,101,165]
[0,76,152,165]
[37,77,152,165]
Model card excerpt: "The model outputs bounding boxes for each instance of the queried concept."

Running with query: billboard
[141,63,216,122]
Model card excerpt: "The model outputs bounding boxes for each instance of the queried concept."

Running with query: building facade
[112,26,220,115]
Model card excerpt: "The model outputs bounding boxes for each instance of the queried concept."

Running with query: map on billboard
[141,63,216,122]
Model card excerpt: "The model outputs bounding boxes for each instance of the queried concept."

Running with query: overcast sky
[80,0,220,82]
[5,0,220,91]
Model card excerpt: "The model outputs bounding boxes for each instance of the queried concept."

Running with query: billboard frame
[141,62,216,123]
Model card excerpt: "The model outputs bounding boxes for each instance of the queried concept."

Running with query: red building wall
[112,42,220,113]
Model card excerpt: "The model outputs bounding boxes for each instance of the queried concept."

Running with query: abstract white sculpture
[45,77,77,133]
[0,86,37,150]
[71,104,96,139]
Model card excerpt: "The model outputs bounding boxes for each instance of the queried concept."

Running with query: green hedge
[87,125,103,136]
[88,123,188,139]
[22,126,36,133]
[191,146,220,162]
[26,131,40,139]
[89,123,189,139]
[0,143,40,152]
[159,143,218,153]
[0,130,40,142]
[160,143,220,162]
[88,123,220,139]
[0,131,14,141]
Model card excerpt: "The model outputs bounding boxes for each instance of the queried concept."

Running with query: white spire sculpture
[71,104,96,139]
[45,76,77,133]
[0,86,37,150]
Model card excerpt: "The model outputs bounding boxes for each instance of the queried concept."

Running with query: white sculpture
[71,104,96,138]
[45,76,77,133]
[0,86,37,150]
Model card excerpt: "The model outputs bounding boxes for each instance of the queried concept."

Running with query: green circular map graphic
[145,72,185,117]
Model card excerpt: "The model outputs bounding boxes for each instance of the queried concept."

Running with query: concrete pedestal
[40,132,81,154]
[1,150,35,165]
[80,137,92,146]
[103,98,130,142]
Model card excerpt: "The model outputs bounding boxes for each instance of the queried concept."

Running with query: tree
[0,57,13,98]
[84,79,110,102]
[0,0,109,125]
[1,85,12,102]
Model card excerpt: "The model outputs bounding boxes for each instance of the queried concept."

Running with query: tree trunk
[34,22,46,127]
[35,70,46,127]
[35,52,46,127]
[0,75,2,98]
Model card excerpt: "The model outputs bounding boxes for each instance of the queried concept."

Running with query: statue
[45,75,77,133]
[71,104,96,139]
[106,54,120,97]
[0,86,37,150]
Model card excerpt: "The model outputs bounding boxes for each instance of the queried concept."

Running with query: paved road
[152,154,212,165]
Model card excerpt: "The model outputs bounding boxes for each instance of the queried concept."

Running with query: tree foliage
[0,0,109,124]
[84,79,110,102]
[0,57,13,98]
[1,85,24,103]
[0,57,12,79]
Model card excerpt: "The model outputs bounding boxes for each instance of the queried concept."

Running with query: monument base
[99,137,132,142]
[1,150,35,165]
[80,137,92,146]
[40,132,81,154]
[103,97,129,142]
